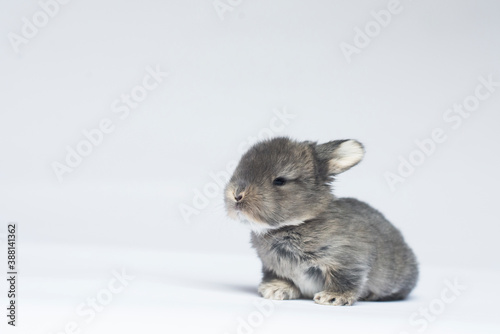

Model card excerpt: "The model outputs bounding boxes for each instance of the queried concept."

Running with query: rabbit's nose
[234,183,247,202]
[235,193,244,202]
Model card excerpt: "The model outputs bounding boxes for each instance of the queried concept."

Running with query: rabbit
[224,137,418,306]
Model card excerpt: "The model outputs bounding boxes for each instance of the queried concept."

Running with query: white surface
[0,0,500,268]
[2,242,500,334]
[1,0,500,333]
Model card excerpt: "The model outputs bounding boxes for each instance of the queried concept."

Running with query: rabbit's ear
[315,140,364,175]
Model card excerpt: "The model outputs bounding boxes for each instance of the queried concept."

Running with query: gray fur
[224,137,418,306]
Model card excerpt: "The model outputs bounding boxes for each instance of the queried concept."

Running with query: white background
[1,0,500,333]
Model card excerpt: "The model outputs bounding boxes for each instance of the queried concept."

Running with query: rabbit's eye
[272,177,286,186]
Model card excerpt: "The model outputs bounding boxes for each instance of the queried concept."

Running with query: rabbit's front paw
[313,291,356,306]
[258,279,301,300]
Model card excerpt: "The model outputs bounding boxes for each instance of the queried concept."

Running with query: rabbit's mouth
[236,211,262,225]
[236,211,306,234]
[236,212,273,234]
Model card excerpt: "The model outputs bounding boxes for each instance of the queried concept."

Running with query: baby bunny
[224,137,418,306]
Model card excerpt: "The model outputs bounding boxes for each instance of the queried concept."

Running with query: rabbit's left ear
[315,139,364,175]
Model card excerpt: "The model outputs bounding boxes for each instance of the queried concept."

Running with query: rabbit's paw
[258,279,301,300]
[313,291,356,306]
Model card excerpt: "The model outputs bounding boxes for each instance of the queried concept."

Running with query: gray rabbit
[224,137,418,306]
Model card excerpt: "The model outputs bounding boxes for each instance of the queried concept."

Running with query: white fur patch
[294,273,323,298]
[236,212,305,234]
[281,220,306,228]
